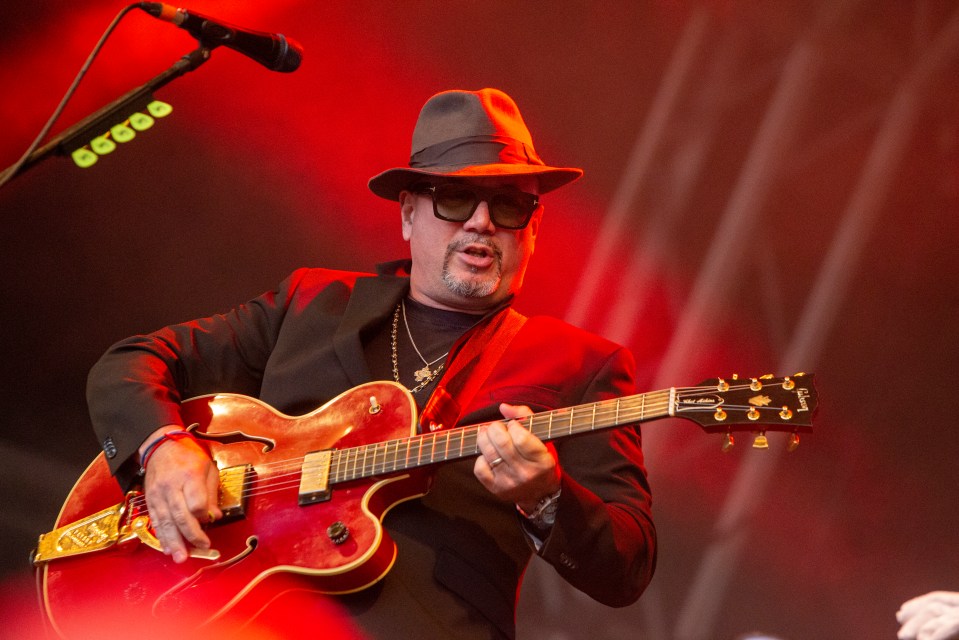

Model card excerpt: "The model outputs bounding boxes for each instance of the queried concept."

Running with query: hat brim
[368,164,583,201]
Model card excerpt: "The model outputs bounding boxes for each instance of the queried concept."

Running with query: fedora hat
[368,88,583,201]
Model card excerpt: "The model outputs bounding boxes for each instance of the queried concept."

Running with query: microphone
[139,3,303,72]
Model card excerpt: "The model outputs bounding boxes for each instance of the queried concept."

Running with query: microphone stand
[0,46,212,185]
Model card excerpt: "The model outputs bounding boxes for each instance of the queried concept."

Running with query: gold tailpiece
[33,502,126,565]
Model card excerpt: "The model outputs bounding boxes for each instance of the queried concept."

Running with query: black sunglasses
[411,182,540,230]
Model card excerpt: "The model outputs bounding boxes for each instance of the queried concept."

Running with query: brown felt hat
[368,88,583,201]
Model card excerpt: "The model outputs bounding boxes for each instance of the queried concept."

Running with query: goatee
[442,235,503,298]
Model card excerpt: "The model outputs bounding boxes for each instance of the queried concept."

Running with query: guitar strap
[419,307,527,432]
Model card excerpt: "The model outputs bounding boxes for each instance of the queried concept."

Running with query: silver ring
[489,457,504,468]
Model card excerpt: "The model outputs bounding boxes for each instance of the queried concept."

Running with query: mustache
[446,234,503,262]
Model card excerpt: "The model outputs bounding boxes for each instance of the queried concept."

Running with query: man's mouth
[462,244,493,261]
[451,238,499,270]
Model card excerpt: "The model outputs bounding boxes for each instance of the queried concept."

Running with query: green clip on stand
[0,47,211,182]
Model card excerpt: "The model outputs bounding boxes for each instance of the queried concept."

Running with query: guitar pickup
[218,464,252,520]
[299,450,333,506]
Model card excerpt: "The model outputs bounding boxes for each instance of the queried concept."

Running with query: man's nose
[463,200,496,233]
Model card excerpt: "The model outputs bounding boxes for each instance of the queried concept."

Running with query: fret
[377,441,389,474]
[408,436,418,466]
[388,439,398,473]
[591,402,597,431]
[344,447,355,482]
[415,434,425,466]
[548,410,554,440]
[353,446,362,479]
[615,398,621,428]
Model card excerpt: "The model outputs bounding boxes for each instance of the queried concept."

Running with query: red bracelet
[139,429,196,472]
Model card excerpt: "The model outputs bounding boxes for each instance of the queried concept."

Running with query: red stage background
[1,2,958,638]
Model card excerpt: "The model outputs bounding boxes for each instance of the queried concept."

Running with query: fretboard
[327,389,674,485]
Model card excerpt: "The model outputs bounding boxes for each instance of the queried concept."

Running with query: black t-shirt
[364,295,483,408]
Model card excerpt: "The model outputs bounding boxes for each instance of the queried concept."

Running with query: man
[87,88,656,639]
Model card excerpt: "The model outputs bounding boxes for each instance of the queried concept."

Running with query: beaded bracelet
[139,429,196,473]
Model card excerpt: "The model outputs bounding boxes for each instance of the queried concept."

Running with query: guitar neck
[328,390,673,485]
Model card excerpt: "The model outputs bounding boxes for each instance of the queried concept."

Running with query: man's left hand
[474,402,562,513]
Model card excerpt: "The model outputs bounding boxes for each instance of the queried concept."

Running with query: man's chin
[443,272,502,299]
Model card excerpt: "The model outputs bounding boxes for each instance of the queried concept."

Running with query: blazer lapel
[333,275,409,387]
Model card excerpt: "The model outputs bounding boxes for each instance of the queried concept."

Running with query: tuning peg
[714,407,727,421]
[779,406,793,420]
[717,378,729,392]
[722,432,734,453]
[747,407,760,421]
[787,432,800,452]
[752,431,769,449]
[750,378,762,391]
[782,377,795,390]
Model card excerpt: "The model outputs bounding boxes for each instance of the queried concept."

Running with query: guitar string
[142,386,792,500]
[132,384,791,499]
[133,408,793,511]
[126,383,802,510]
[127,413,798,512]
[124,395,673,511]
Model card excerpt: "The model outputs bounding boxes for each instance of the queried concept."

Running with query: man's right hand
[139,427,222,563]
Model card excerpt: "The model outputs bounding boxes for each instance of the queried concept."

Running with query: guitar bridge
[299,450,333,505]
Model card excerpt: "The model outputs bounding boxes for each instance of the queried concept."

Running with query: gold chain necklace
[402,299,450,380]
[391,302,446,394]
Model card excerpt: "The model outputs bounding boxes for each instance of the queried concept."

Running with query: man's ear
[527,206,543,244]
[526,205,543,253]
[399,191,415,241]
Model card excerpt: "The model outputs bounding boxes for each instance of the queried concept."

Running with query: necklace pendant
[413,365,432,383]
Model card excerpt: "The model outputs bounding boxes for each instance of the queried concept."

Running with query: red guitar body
[40,381,426,638]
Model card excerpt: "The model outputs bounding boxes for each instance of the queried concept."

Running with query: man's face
[400,175,542,313]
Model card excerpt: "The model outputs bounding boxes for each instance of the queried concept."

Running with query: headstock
[674,373,818,451]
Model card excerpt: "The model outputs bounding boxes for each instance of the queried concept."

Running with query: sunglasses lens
[433,185,478,221]
[430,184,538,229]
[490,192,536,228]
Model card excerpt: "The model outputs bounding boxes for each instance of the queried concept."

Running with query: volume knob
[327,521,350,545]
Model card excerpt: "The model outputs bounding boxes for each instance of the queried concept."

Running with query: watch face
[524,490,561,528]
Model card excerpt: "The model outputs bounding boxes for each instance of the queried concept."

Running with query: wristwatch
[517,489,561,530]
